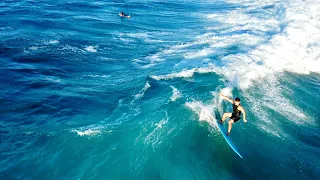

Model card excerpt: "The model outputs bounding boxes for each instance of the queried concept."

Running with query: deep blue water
[1,0,320,179]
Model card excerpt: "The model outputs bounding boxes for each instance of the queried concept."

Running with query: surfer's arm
[219,93,234,104]
[240,108,247,123]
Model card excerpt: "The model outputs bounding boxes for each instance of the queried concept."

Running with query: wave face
[0,0,319,179]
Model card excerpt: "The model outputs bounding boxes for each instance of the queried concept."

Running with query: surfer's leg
[227,120,234,135]
[220,113,232,123]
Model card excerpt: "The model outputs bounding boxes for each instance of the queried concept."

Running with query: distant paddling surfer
[119,12,131,18]
[219,93,247,136]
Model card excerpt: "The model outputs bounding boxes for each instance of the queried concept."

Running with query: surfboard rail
[216,119,243,158]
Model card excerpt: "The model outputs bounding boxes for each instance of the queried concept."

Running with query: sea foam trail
[72,129,101,136]
[151,66,218,80]
[185,101,218,129]
[134,82,151,100]
[169,86,182,102]
[71,124,113,137]
[144,111,170,148]
[117,32,166,43]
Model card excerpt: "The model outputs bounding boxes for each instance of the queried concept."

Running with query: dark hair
[235,98,240,102]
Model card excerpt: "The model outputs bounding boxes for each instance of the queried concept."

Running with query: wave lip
[150,66,218,81]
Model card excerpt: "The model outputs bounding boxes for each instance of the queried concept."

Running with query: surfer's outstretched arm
[219,93,234,104]
[239,107,247,123]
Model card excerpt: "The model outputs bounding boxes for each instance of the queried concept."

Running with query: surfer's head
[234,98,240,105]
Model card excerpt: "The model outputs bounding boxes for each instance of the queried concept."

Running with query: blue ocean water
[1,0,320,179]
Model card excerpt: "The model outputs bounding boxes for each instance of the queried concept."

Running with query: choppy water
[1,0,320,179]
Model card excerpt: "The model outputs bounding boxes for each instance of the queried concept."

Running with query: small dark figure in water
[119,12,131,18]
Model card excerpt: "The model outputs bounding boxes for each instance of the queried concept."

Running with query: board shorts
[230,113,241,122]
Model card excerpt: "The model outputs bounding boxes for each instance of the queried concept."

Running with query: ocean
[1,0,320,179]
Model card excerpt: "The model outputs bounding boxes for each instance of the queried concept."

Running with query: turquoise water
[1,0,320,179]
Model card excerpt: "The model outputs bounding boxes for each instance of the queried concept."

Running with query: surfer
[219,93,247,136]
[119,12,131,18]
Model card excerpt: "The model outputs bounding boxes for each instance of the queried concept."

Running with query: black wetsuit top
[231,103,241,122]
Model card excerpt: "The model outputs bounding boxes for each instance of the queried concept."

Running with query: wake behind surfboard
[187,103,243,158]
[215,111,243,158]
[195,105,243,158]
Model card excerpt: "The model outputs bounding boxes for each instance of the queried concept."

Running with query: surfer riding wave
[219,93,247,136]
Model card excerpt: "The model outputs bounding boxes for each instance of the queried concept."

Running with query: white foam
[84,74,110,78]
[60,45,84,54]
[23,132,34,135]
[140,63,156,69]
[169,86,182,101]
[153,0,320,90]
[242,77,309,125]
[216,1,320,90]
[219,87,233,98]
[151,69,195,80]
[43,76,61,83]
[148,0,319,134]
[29,46,39,51]
[84,46,97,52]
[119,37,135,43]
[154,118,168,128]
[134,82,151,100]
[134,40,214,68]
[118,32,164,43]
[136,7,276,68]
[205,10,279,34]
[225,0,280,9]
[0,26,15,31]
[150,66,218,80]
[144,39,164,43]
[146,54,163,62]
[183,48,214,59]
[185,101,217,128]
[144,111,169,147]
[48,40,59,44]
[258,124,281,138]
[72,129,101,136]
